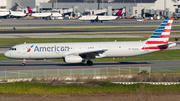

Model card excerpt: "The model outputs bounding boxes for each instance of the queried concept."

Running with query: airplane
[9,10,27,18]
[0,11,10,18]
[4,18,176,66]
[27,6,62,19]
[78,8,123,23]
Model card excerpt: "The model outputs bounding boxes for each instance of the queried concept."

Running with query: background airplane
[4,18,176,66]
[78,8,123,23]
[0,11,10,18]
[9,10,27,18]
[27,6,62,19]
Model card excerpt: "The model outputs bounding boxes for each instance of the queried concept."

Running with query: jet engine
[64,55,84,63]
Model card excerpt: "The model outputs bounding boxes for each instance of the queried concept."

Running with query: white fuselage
[51,13,62,17]
[4,41,160,59]
[0,12,9,17]
[78,16,97,20]
[98,16,118,20]
[31,13,52,18]
[78,15,117,21]
[10,11,26,17]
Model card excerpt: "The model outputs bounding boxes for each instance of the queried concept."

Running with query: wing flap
[79,49,108,55]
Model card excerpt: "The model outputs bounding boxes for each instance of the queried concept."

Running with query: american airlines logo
[27,45,34,52]
[33,45,70,52]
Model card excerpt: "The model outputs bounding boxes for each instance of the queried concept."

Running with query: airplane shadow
[93,61,150,66]
[0,61,150,67]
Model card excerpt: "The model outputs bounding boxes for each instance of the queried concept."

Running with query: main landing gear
[87,60,93,66]
[22,59,26,66]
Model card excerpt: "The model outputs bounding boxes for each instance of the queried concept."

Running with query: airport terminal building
[1,0,180,17]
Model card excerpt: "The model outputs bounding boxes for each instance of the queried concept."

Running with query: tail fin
[142,18,173,50]
[114,8,123,16]
[146,18,173,44]
[27,6,35,14]
[27,6,32,14]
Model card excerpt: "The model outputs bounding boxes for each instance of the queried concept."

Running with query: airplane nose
[4,51,10,58]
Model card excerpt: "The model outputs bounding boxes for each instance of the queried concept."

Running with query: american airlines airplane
[4,18,176,66]
[78,8,123,23]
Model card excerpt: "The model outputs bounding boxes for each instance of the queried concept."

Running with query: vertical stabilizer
[114,8,123,16]
[142,18,173,50]
[27,6,35,14]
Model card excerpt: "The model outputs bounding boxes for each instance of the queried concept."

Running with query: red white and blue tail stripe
[142,18,173,50]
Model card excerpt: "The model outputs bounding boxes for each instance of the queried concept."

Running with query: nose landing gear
[22,59,26,66]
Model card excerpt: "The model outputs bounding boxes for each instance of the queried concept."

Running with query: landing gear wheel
[22,59,26,66]
[22,63,26,66]
[87,60,93,66]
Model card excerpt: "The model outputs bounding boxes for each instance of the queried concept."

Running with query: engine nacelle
[64,55,84,63]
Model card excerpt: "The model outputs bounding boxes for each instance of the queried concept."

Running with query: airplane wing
[65,49,108,58]
[79,49,108,55]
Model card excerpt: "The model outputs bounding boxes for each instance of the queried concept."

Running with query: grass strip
[1,50,180,61]
[0,37,178,45]
[0,26,180,31]
[60,32,180,35]
[0,82,180,94]
[0,38,148,45]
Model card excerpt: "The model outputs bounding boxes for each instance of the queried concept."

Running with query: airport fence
[1,21,180,27]
[0,66,151,80]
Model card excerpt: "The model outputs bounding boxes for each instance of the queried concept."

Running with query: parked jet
[9,10,27,18]
[78,8,123,23]
[27,6,62,19]
[4,18,176,66]
[0,11,10,18]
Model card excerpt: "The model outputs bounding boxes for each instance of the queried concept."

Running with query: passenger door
[21,45,27,54]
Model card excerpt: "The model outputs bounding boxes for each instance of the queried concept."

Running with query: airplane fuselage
[31,13,52,18]
[78,15,118,21]
[10,11,27,18]
[0,12,9,18]
[4,41,160,60]
[4,18,175,66]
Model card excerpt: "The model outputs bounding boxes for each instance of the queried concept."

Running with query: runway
[0,19,168,25]
[1,19,180,28]
[1,19,180,24]
[1,28,180,34]
[0,60,180,71]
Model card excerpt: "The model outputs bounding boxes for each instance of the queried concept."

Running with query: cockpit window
[9,48,16,51]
